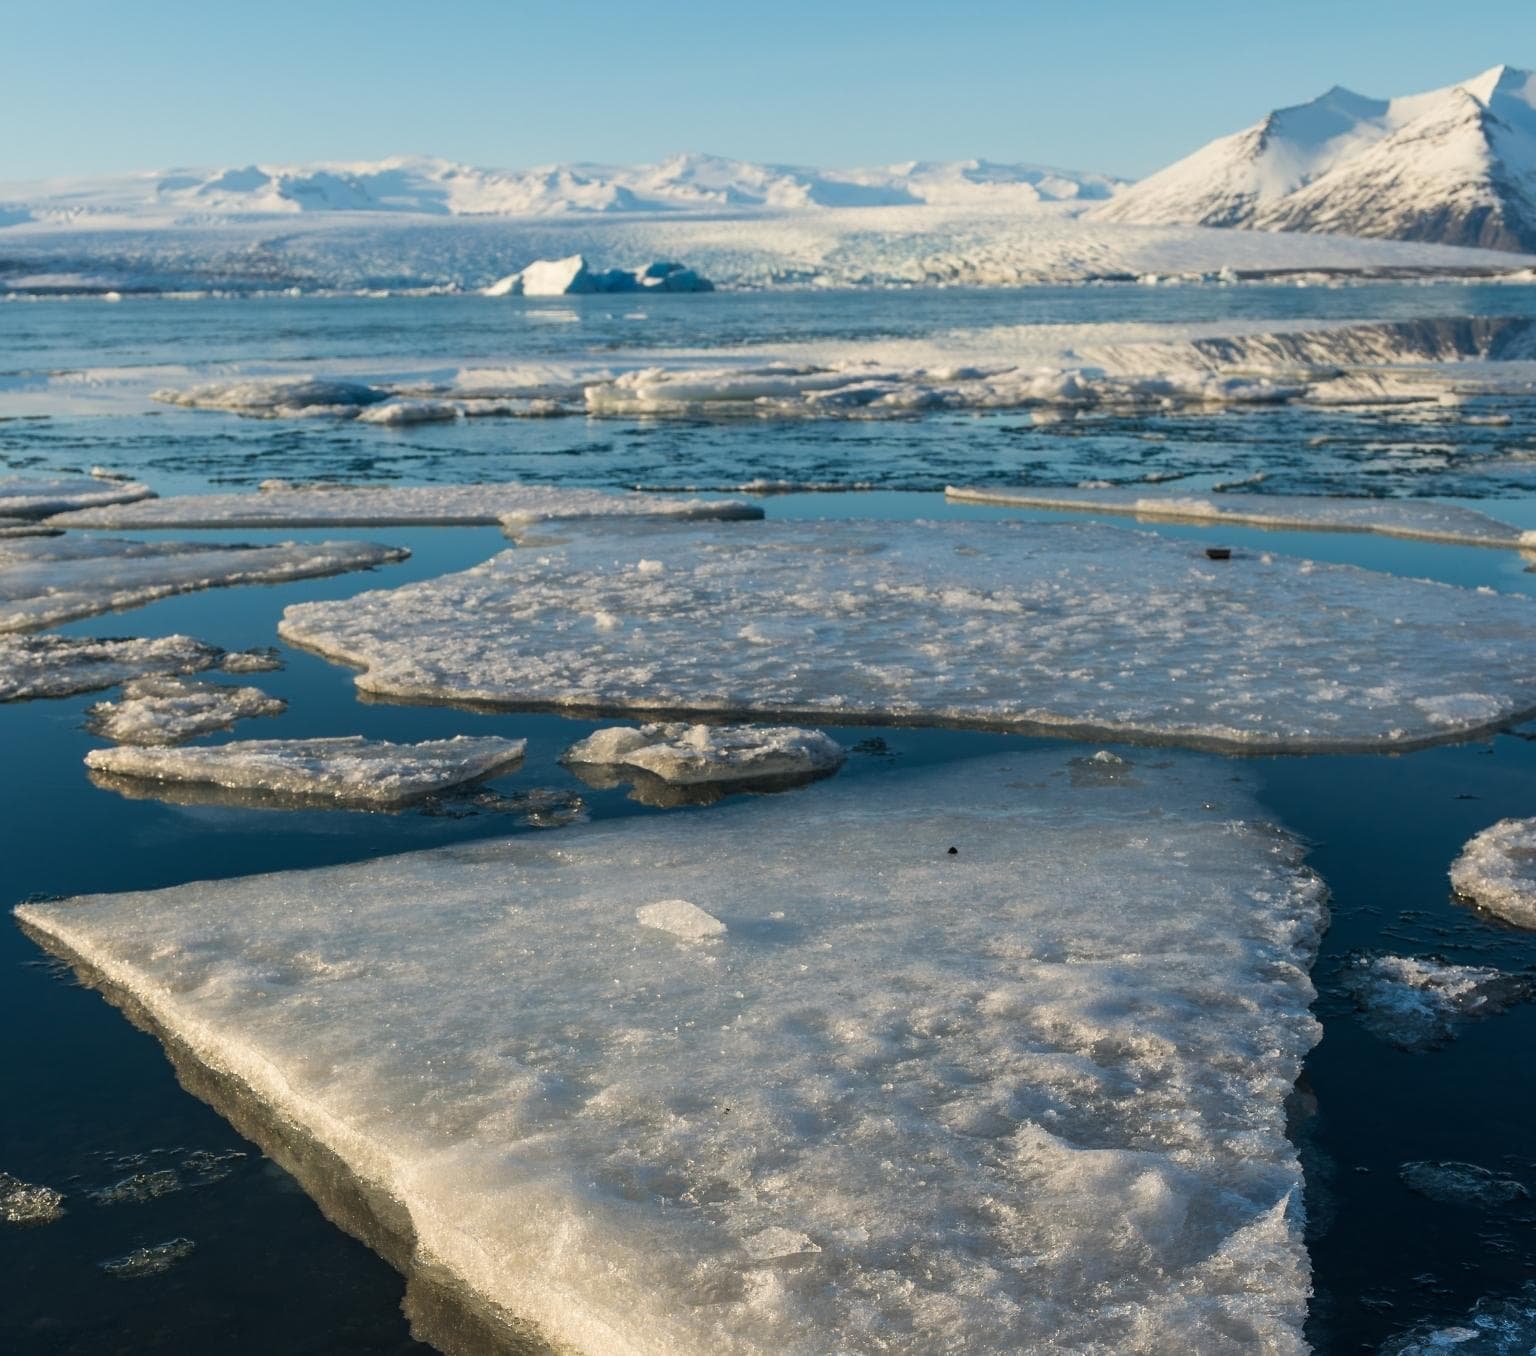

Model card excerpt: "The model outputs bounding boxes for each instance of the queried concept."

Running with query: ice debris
[0,634,224,702]
[99,1237,196,1278]
[85,734,528,809]
[1451,819,1536,929]
[1380,1281,1536,1354]
[0,1172,65,1225]
[564,722,846,785]
[1341,954,1531,1051]
[0,535,407,633]
[86,676,286,745]
[277,518,1536,753]
[635,898,728,941]
[17,752,1326,1355]
[1399,1161,1530,1208]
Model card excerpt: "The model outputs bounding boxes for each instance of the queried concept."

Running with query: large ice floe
[945,486,1536,551]
[1450,818,1536,928]
[0,535,407,632]
[0,634,224,702]
[17,751,1327,1355]
[1339,954,1531,1051]
[85,676,286,745]
[279,519,1536,753]
[84,734,528,809]
[0,475,154,519]
[46,481,762,534]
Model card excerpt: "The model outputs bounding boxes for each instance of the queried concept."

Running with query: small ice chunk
[0,634,224,702]
[0,475,154,519]
[86,676,286,745]
[1451,819,1536,928]
[565,723,846,786]
[1341,954,1531,1051]
[1379,1282,1536,1354]
[91,1169,182,1205]
[635,898,728,941]
[0,535,407,633]
[85,734,528,809]
[1399,1161,1530,1207]
[99,1237,196,1278]
[221,647,284,674]
[0,1172,65,1226]
[355,398,461,426]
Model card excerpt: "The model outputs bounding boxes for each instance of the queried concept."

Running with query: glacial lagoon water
[4,286,1536,1353]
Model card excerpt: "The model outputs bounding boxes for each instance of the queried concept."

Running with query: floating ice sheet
[0,634,224,702]
[1451,818,1536,928]
[0,535,407,632]
[46,482,762,534]
[564,723,846,785]
[85,734,528,808]
[1340,954,1531,1051]
[280,518,1536,753]
[86,676,286,745]
[945,486,1536,550]
[18,751,1326,1356]
[0,475,154,519]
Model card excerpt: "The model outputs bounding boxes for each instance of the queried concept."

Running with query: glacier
[16,750,1326,1355]
[278,518,1536,753]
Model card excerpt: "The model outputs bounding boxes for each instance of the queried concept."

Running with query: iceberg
[84,734,528,809]
[1450,818,1536,928]
[1339,954,1531,1051]
[0,475,154,519]
[86,675,287,745]
[0,535,407,633]
[564,722,846,785]
[945,486,1536,551]
[17,751,1325,1355]
[0,634,225,702]
[46,481,763,533]
[483,255,714,297]
[278,518,1536,753]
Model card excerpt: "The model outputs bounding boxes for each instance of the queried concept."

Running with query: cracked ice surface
[945,486,1536,550]
[0,535,407,633]
[279,519,1536,752]
[17,751,1325,1356]
[46,481,762,534]
[1451,818,1536,929]
[86,676,287,745]
[85,734,528,808]
[0,635,224,702]
[564,723,846,785]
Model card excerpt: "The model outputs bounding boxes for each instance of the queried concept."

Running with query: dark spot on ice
[1205,547,1232,560]
[947,846,958,855]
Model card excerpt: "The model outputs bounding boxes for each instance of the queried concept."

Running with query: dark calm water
[4,288,1536,1353]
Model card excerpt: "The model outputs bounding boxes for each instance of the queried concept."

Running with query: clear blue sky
[3,0,1529,181]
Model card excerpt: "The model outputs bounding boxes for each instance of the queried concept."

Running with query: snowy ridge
[17,751,1325,1355]
[1097,65,1536,252]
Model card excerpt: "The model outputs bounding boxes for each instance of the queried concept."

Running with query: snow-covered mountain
[0,152,1124,227]
[1095,64,1536,252]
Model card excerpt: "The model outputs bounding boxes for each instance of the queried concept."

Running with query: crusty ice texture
[564,723,845,785]
[0,536,407,633]
[18,751,1325,1355]
[278,518,1536,752]
[1451,818,1536,928]
[85,734,528,808]
[86,676,286,745]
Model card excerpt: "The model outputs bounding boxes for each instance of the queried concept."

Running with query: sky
[3,0,1531,182]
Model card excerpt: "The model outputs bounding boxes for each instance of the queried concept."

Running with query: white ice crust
[1451,818,1536,928]
[945,486,1534,550]
[46,482,761,533]
[86,676,286,745]
[565,723,846,785]
[0,476,154,518]
[84,734,528,807]
[0,634,223,702]
[17,751,1325,1355]
[279,518,1536,753]
[0,535,407,632]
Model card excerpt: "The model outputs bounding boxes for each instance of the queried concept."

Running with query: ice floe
[46,481,763,533]
[1399,1161,1530,1207]
[945,486,1536,551]
[85,734,528,809]
[17,751,1326,1355]
[0,634,224,702]
[86,676,286,745]
[0,535,407,632]
[564,722,846,785]
[220,646,284,673]
[279,518,1536,753]
[152,376,389,417]
[1451,819,1536,928]
[1380,1282,1536,1354]
[1340,954,1531,1051]
[0,1172,66,1226]
[99,1237,196,1278]
[0,475,154,519]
